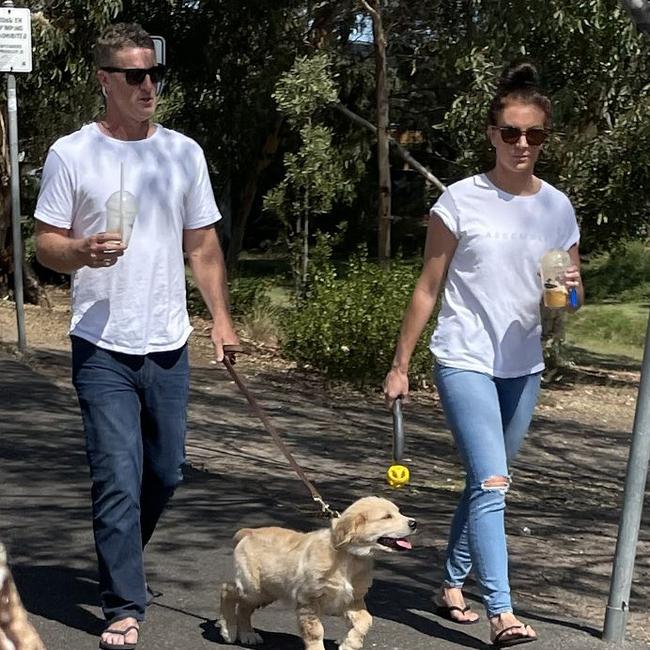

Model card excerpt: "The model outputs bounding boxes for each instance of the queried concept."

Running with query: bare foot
[436,586,480,623]
[490,612,536,645]
[100,617,139,647]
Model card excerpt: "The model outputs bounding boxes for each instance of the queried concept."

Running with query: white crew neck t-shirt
[34,123,221,355]
[430,173,580,378]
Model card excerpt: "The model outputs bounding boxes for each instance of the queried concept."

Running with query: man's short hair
[93,23,154,67]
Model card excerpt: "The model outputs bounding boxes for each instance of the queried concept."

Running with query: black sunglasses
[101,64,166,86]
[492,125,549,146]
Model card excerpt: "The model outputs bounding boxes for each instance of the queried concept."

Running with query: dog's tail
[232,528,255,547]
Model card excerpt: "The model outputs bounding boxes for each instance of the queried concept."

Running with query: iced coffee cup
[105,189,138,247]
[540,249,570,309]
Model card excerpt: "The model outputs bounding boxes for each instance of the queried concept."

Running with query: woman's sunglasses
[101,64,166,86]
[492,125,549,146]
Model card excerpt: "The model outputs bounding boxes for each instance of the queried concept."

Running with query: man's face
[97,47,158,123]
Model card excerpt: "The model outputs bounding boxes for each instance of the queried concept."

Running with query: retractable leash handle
[392,397,405,461]
[387,397,410,488]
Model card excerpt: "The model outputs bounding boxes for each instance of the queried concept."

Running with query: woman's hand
[383,367,409,408]
[564,264,581,290]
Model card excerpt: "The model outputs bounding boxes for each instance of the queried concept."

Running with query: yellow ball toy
[387,464,410,488]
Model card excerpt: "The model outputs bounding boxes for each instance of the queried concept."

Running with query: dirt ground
[1,287,648,644]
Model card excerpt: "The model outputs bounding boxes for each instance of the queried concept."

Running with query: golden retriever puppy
[218,496,416,650]
[0,544,46,650]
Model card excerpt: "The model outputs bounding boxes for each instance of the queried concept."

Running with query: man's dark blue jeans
[71,335,190,624]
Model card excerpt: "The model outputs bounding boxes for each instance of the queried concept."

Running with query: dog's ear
[331,512,366,549]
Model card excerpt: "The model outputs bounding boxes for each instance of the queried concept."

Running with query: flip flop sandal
[491,624,537,647]
[434,603,480,625]
[98,624,139,650]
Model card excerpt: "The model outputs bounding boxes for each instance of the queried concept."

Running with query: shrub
[187,275,271,319]
[582,240,650,302]
[281,248,435,387]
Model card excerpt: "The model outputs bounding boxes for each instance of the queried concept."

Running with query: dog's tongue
[396,538,412,550]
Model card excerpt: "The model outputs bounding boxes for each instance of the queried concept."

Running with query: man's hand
[78,232,126,269]
[211,321,240,363]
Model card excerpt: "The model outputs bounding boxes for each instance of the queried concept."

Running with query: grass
[565,302,648,362]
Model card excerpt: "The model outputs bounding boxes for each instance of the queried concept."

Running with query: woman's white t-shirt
[34,123,221,355]
[430,173,580,378]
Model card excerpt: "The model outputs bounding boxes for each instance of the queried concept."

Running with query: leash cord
[221,353,340,519]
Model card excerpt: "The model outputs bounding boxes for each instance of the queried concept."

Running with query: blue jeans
[71,336,190,623]
[434,363,541,618]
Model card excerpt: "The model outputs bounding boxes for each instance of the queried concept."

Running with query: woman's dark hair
[487,62,552,127]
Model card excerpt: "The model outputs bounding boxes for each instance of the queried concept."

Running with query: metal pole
[603,312,650,641]
[6,71,25,352]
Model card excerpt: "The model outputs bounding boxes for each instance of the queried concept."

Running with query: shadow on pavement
[11,564,104,635]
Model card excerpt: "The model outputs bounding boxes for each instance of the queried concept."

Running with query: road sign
[0,7,31,73]
[151,35,166,66]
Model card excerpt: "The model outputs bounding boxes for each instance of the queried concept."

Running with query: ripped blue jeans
[434,363,541,618]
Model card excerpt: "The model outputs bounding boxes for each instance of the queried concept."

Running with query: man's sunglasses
[492,126,549,146]
[100,64,166,86]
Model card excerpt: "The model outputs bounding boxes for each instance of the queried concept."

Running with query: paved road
[0,351,646,649]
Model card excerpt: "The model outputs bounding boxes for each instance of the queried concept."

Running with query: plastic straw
[119,162,124,231]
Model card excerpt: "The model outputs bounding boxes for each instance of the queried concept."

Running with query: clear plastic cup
[105,190,138,246]
[540,249,570,309]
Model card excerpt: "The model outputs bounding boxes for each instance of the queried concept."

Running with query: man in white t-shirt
[34,23,239,649]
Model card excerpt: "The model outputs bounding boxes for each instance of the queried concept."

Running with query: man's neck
[98,114,155,141]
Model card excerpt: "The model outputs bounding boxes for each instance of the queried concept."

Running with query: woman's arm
[384,214,457,403]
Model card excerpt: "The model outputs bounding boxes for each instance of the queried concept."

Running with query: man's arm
[35,220,125,274]
[184,225,239,360]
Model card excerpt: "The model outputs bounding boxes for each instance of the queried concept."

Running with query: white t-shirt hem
[70,324,194,355]
[434,356,545,378]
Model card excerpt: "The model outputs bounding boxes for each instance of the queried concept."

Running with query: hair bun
[498,62,540,93]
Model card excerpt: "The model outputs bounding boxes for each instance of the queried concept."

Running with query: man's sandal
[98,625,139,650]
[491,624,537,648]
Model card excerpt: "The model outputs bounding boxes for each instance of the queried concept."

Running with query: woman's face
[488,101,548,176]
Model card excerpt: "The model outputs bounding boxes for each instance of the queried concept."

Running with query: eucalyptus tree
[0,0,121,300]
[120,0,337,271]
[377,0,650,250]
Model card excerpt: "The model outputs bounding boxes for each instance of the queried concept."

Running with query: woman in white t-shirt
[384,62,583,648]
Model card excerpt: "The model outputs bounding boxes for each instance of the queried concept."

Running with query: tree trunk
[0,108,47,307]
[226,116,283,274]
[332,103,446,193]
[362,0,392,263]
[302,208,309,293]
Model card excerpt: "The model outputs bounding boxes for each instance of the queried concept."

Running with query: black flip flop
[491,624,537,647]
[99,624,139,650]
[435,603,480,625]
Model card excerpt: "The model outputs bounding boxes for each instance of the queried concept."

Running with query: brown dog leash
[221,345,340,519]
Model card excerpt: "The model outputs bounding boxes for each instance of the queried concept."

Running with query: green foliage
[581,240,650,301]
[272,53,339,127]
[264,52,365,296]
[186,275,271,319]
[20,1,122,165]
[228,276,272,316]
[381,0,650,251]
[282,245,434,387]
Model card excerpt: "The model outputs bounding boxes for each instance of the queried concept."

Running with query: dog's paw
[239,630,263,645]
[217,617,236,644]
